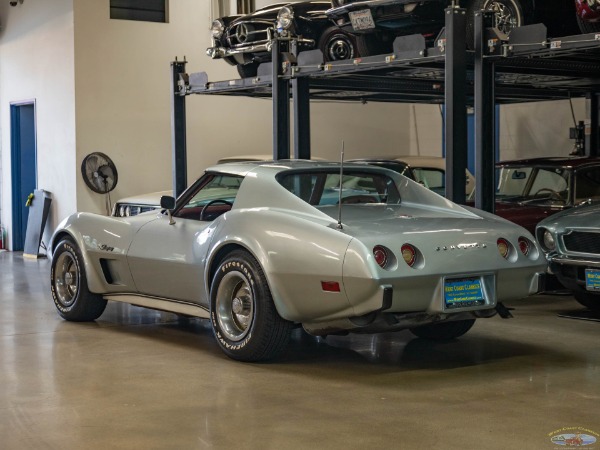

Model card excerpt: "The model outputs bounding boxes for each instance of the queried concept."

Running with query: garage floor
[1,251,599,450]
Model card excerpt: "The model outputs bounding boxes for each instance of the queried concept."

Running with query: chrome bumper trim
[550,255,600,268]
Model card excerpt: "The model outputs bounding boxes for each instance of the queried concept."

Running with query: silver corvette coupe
[536,203,600,311]
[50,161,546,361]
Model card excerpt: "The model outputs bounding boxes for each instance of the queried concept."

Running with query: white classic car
[51,160,546,361]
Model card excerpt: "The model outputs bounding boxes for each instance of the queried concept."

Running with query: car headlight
[211,19,225,39]
[277,6,294,32]
[118,205,126,217]
[124,205,131,217]
[543,230,556,251]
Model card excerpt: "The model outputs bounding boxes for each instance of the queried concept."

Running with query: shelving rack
[171,7,600,213]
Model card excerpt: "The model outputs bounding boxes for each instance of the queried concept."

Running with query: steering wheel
[533,188,565,203]
[199,199,233,221]
[340,195,378,204]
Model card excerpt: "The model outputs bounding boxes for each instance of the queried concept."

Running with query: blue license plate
[586,269,600,291]
[444,277,485,309]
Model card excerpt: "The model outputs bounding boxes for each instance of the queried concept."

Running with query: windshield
[183,175,242,208]
[496,166,571,205]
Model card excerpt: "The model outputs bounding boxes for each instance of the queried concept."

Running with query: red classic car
[489,157,600,234]
[575,0,600,33]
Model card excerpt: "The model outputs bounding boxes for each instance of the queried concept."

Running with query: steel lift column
[586,93,600,157]
[272,39,291,160]
[292,77,311,159]
[171,59,188,198]
[444,5,468,204]
[474,11,496,213]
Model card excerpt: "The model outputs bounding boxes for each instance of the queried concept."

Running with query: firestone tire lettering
[210,250,293,362]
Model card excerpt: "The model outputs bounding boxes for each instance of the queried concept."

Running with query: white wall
[72,0,412,215]
[0,0,76,251]
[499,99,586,160]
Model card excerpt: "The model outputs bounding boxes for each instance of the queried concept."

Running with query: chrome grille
[227,20,273,47]
[562,231,600,255]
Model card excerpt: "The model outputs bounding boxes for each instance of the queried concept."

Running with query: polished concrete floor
[1,250,599,449]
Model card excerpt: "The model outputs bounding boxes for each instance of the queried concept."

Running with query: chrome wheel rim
[54,252,79,307]
[484,0,521,34]
[216,271,254,342]
[326,35,355,61]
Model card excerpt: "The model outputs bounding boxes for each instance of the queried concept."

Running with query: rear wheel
[210,250,293,361]
[576,15,600,34]
[51,238,107,321]
[574,290,600,312]
[318,26,379,62]
[409,319,476,340]
[466,0,529,48]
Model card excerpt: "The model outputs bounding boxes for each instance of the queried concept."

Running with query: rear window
[277,170,401,206]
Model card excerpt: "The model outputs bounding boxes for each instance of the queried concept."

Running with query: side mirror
[160,196,176,225]
[160,196,176,210]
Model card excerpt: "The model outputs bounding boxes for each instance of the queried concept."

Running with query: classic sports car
[207,1,368,78]
[489,157,600,234]
[536,203,600,311]
[50,160,546,361]
[575,0,600,33]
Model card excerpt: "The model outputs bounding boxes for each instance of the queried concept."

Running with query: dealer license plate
[444,277,485,309]
[585,269,600,291]
[349,9,375,31]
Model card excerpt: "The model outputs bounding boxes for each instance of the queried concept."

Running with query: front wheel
[236,61,260,79]
[574,290,600,312]
[210,250,293,361]
[51,238,107,321]
[409,319,476,340]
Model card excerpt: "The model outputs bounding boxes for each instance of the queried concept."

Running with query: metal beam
[586,93,599,157]
[272,39,290,160]
[292,78,311,159]
[444,6,468,204]
[474,11,496,213]
[171,59,187,198]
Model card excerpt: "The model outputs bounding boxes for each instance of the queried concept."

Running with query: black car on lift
[207,0,579,78]
[207,1,375,78]
[326,0,579,51]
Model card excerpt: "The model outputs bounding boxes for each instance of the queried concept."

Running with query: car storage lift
[171,7,600,214]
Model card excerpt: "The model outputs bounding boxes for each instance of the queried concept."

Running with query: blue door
[11,103,37,251]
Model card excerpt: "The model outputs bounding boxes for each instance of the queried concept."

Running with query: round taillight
[401,244,416,267]
[518,237,530,256]
[497,238,510,259]
[373,246,388,268]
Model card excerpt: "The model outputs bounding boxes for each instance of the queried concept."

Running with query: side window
[413,168,444,195]
[529,168,569,195]
[575,167,600,202]
[176,174,242,221]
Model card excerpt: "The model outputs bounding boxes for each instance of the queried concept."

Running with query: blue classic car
[536,203,600,311]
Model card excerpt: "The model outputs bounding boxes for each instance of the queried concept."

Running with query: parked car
[50,160,545,361]
[207,1,369,78]
[536,203,600,311]
[575,0,600,33]
[491,157,600,234]
[352,155,475,196]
